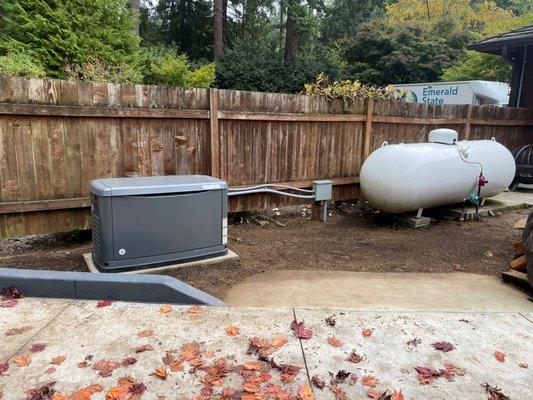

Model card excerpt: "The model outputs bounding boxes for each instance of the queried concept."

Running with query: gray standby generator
[90,175,228,271]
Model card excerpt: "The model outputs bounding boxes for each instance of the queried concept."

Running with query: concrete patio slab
[296,309,533,400]
[224,271,533,312]
[1,297,532,399]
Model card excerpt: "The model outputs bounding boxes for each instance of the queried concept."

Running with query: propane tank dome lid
[428,128,458,145]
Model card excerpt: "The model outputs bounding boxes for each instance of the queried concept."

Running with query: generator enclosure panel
[90,175,228,271]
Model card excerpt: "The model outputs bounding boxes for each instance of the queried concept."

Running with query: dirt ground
[0,203,529,299]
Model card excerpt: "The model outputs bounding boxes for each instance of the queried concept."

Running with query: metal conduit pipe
[227,180,333,222]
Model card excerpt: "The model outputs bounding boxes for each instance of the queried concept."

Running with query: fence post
[464,104,472,140]
[209,88,220,178]
[362,97,374,160]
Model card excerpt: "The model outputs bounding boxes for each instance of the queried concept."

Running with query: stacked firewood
[503,212,533,288]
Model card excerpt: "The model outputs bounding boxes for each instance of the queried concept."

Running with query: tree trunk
[279,0,285,52]
[222,0,228,44]
[214,0,224,61]
[284,0,299,62]
[132,0,140,36]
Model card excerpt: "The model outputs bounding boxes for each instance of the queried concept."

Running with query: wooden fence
[0,76,531,237]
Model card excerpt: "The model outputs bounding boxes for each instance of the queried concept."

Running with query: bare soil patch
[0,204,528,299]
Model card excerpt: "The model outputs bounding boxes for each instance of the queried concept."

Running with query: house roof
[468,24,533,54]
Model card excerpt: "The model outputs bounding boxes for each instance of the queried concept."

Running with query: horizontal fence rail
[0,76,531,237]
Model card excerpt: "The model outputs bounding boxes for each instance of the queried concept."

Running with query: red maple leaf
[96,300,112,308]
[0,362,8,375]
[432,341,455,352]
[291,319,313,339]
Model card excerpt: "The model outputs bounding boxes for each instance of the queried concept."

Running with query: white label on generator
[222,218,227,228]
[222,227,228,236]
[222,235,227,245]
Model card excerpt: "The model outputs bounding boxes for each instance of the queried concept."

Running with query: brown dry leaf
[243,360,263,371]
[362,375,379,388]
[204,349,216,358]
[494,351,505,363]
[45,367,56,374]
[13,354,31,367]
[518,362,528,368]
[347,350,363,363]
[159,304,173,314]
[188,305,202,316]
[93,359,122,377]
[362,328,373,337]
[0,363,8,374]
[77,360,89,368]
[311,375,325,389]
[391,389,404,400]
[135,344,154,353]
[367,389,379,399]
[30,343,46,353]
[226,325,240,336]
[50,394,67,400]
[330,385,348,400]
[152,367,168,380]
[162,351,183,372]
[71,383,103,400]
[180,342,200,360]
[137,329,154,337]
[121,357,137,366]
[271,337,288,348]
[51,355,66,365]
[298,384,314,400]
[327,336,343,347]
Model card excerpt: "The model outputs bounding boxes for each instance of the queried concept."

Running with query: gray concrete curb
[0,268,225,306]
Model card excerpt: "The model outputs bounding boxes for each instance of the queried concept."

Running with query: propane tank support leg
[416,208,424,219]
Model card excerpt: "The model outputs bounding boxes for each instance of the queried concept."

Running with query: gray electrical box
[90,175,228,271]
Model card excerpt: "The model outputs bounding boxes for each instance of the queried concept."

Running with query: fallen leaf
[334,370,350,383]
[71,384,103,400]
[51,355,66,365]
[159,304,173,314]
[50,394,67,400]
[327,336,343,347]
[298,384,314,400]
[96,300,112,308]
[226,325,240,336]
[13,354,31,367]
[325,316,336,326]
[26,382,56,400]
[243,360,263,371]
[0,362,8,374]
[2,287,23,299]
[188,305,202,316]
[137,329,153,337]
[180,342,200,360]
[271,337,288,348]
[432,341,455,352]
[201,387,214,397]
[5,326,32,336]
[221,387,236,400]
[204,349,215,358]
[291,319,313,339]
[362,328,373,337]
[494,351,505,363]
[0,299,18,308]
[482,383,510,400]
[330,385,348,400]
[280,364,301,382]
[135,344,154,353]
[77,361,89,368]
[121,357,137,366]
[347,350,363,363]
[93,359,122,377]
[45,367,56,374]
[362,375,379,388]
[367,389,380,399]
[311,375,325,389]
[391,389,404,400]
[162,351,183,372]
[152,367,168,380]
[30,343,46,353]
[518,362,528,368]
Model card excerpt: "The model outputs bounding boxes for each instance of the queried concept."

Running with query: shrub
[0,52,46,77]
[147,52,215,88]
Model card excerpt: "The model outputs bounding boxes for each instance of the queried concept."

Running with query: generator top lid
[90,175,227,197]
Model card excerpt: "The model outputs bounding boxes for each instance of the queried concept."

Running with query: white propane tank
[359,129,516,214]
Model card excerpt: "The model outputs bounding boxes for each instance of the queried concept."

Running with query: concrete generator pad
[84,250,239,274]
[224,271,533,312]
[0,298,532,399]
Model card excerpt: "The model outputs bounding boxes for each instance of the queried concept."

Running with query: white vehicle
[392,80,509,106]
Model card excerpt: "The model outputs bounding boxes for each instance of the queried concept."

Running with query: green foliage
[0,52,46,77]
[147,52,215,88]
[0,0,142,81]
[303,73,406,102]
[339,20,467,86]
[441,51,513,82]
[215,40,343,93]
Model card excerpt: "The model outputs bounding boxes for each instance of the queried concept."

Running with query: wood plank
[510,254,527,271]
[0,198,91,214]
[0,103,209,119]
[501,269,530,288]
[209,89,221,177]
[514,241,526,258]
[373,115,466,125]
[218,111,366,122]
[362,98,374,160]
